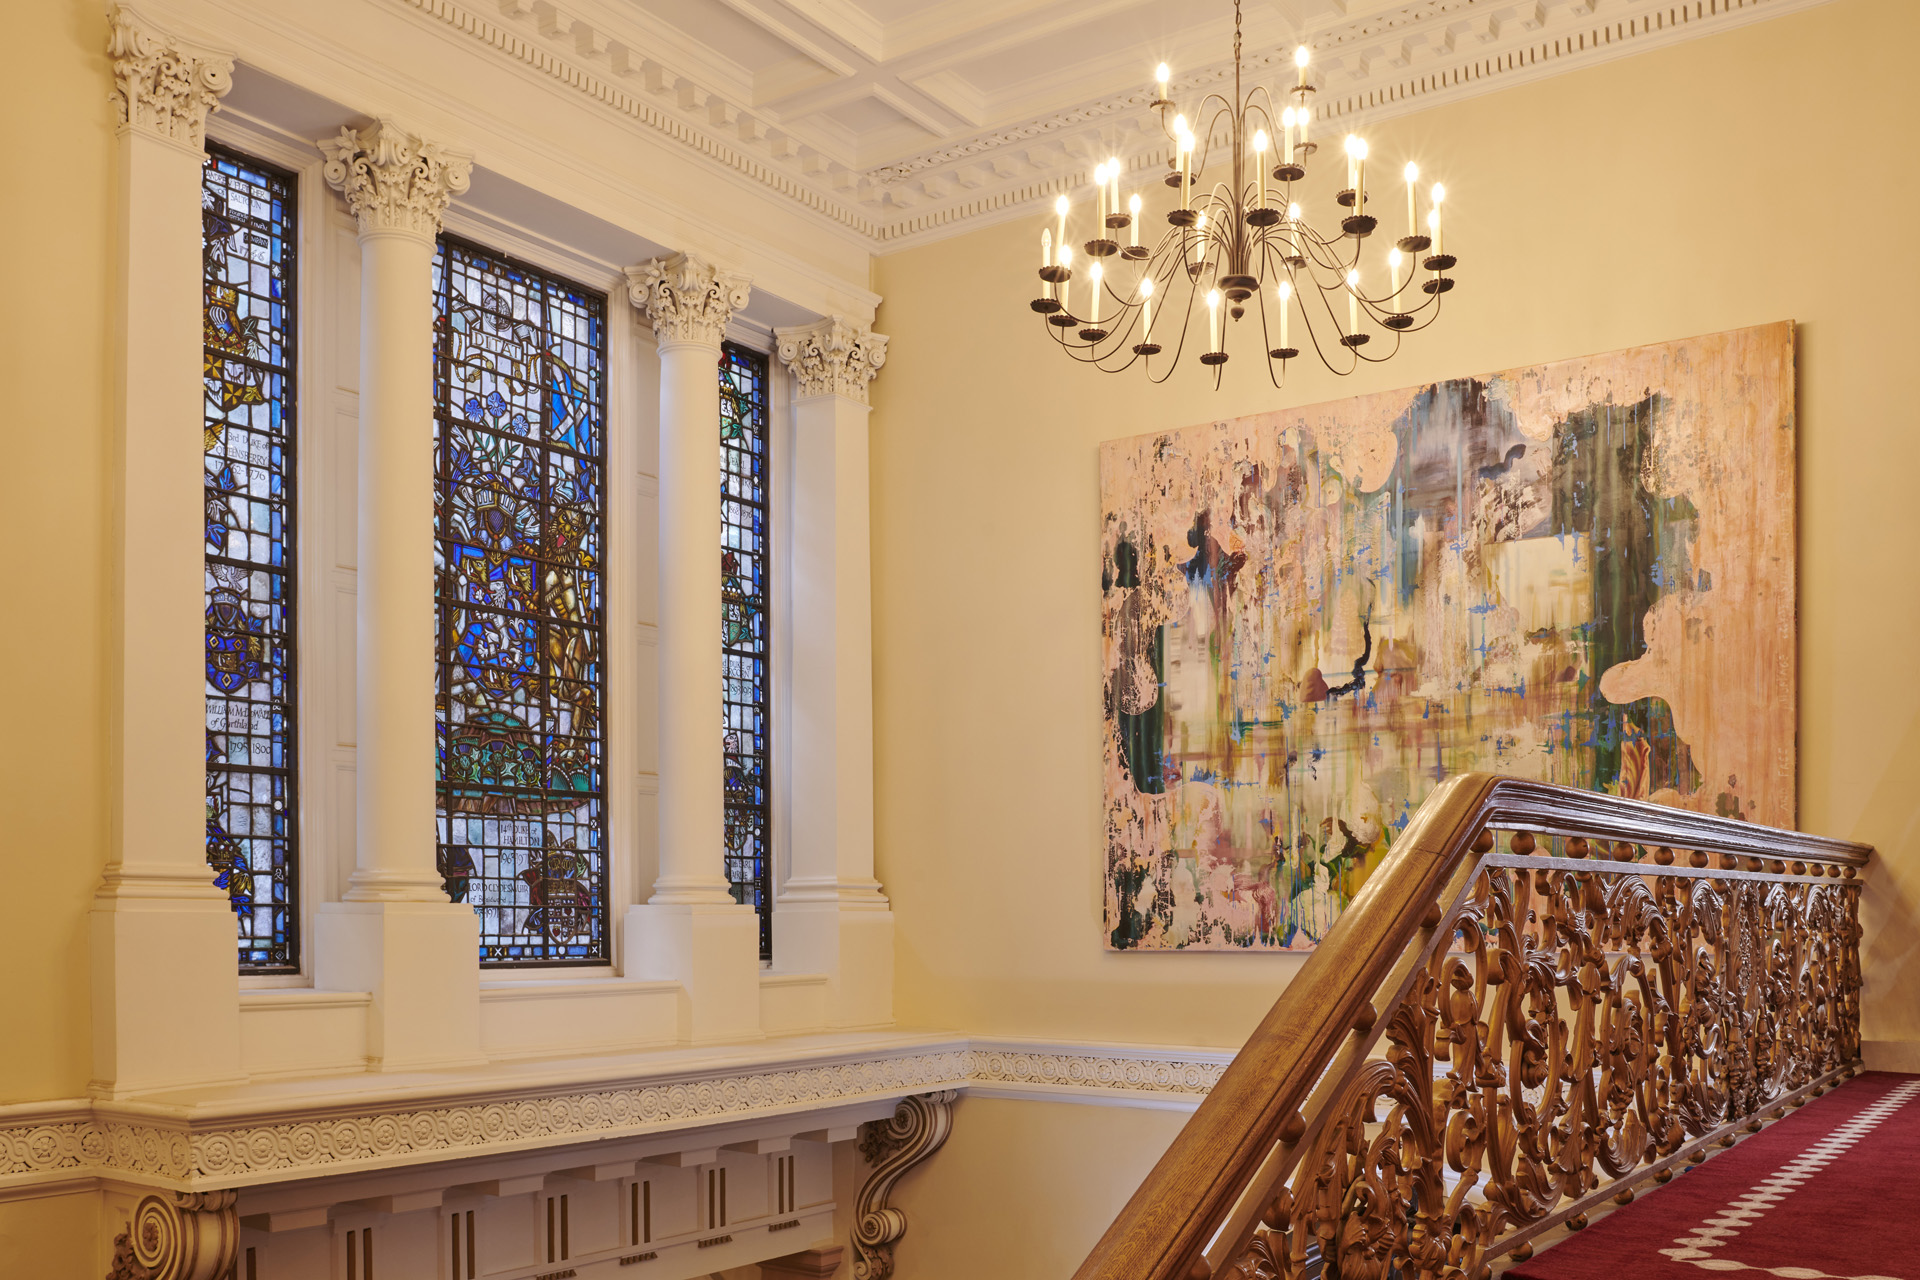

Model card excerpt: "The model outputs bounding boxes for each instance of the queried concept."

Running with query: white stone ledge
[0,1033,1245,1197]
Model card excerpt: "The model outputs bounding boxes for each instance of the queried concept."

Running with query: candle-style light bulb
[1040,227,1051,270]
[1389,248,1404,313]
[1054,194,1069,264]
[1428,207,1442,257]
[1297,101,1309,148]
[1346,266,1359,336]
[1404,161,1420,238]
[1059,245,1072,314]
[1207,287,1221,353]
[1278,278,1292,351]
[1191,210,1206,267]
[1140,275,1154,344]
[1094,160,1108,224]
[1430,182,1446,255]
[1108,158,1120,224]
[1281,106,1295,164]
[1128,192,1142,246]
[1156,62,1170,101]
[1351,136,1369,217]
[1294,44,1310,88]
[1090,260,1103,325]
[1253,128,1269,210]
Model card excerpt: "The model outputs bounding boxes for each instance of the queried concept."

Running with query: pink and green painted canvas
[1100,323,1796,951]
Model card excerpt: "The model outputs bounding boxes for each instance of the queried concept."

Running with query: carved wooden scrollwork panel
[1224,841,1862,1280]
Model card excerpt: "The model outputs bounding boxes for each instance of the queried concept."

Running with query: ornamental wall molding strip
[0,1038,1234,1197]
[379,0,1829,254]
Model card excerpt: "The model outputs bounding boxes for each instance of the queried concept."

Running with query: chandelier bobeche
[1029,0,1457,386]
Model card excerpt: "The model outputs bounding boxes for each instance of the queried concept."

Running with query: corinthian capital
[627,254,752,350]
[319,119,472,240]
[775,316,889,404]
[107,5,233,150]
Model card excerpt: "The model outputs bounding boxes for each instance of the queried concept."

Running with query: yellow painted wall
[888,1096,1188,1280]
[871,0,1920,1066]
[0,0,112,1101]
[0,1191,103,1276]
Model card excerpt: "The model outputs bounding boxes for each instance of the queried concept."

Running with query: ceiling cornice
[393,0,1835,254]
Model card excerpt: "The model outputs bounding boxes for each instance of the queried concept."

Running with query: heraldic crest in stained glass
[434,237,609,965]
[202,145,299,970]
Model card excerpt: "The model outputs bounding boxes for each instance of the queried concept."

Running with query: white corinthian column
[624,254,765,1043]
[774,317,894,1028]
[91,4,244,1097]
[313,120,484,1071]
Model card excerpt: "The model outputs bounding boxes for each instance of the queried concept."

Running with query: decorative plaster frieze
[776,318,889,404]
[319,119,473,240]
[627,254,752,349]
[107,4,233,150]
[0,1039,1238,1196]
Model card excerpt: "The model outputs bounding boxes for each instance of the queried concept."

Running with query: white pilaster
[91,4,245,1097]
[624,255,763,1043]
[773,317,894,1029]
[313,120,483,1070]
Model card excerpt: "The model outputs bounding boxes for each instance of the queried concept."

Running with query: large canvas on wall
[1100,322,1796,951]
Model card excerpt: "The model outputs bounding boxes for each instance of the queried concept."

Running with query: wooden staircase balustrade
[1071,773,1870,1280]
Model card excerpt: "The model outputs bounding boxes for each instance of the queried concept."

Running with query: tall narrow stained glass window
[433,237,610,965]
[720,343,773,961]
[202,146,299,971]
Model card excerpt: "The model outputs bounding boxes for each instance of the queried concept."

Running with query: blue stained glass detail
[203,145,299,971]
[720,343,772,961]
[434,237,609,965]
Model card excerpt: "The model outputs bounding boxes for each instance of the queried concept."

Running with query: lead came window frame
[432,234,611,966]
[720,342,773,961]
[202,143,300,972]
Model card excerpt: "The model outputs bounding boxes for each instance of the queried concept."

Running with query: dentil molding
[628,253,753,349]
[776,317,889,404]
[319,118,473,240]
[107,3,233,151]
[0,1039,1232,1197]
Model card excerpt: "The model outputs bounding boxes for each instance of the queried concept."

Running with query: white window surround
[108,5,892,1092]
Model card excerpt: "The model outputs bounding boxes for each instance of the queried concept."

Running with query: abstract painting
[1101,323,1796,951]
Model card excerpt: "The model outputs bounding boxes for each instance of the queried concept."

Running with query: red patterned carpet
[1507,1072,1920,1280]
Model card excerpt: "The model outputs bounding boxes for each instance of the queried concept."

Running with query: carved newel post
[773,317,895,1029]
[92,3,244,1098]
[624,254,765,1042]
[313,120,485,1070]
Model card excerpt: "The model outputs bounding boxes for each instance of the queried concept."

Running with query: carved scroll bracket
[105,1190,238,1280]
[852,1089,957,1280]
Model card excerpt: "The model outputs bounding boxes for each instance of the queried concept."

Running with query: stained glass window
[720,343,773,961]
[433,237,609,965]
[202,145,299,971]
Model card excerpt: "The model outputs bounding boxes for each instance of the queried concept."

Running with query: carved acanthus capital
[107,5,233,150]
[319,119,472,240]
[776,317,888,404]
[627,254,752,349]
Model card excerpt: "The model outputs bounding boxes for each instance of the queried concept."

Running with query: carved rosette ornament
[627,254,752,349]
[851,1090,957,1280]
[319,119,473,240]
[107,6,233,150]
[104,1191,238,1280]
[775,317,889,403]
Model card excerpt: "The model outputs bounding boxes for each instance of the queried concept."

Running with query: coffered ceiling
[397,0,1827,248]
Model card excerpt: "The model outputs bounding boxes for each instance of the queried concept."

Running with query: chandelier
[1028,0,1457,386]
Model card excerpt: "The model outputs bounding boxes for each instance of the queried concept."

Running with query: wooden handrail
[1074,773,1871,1280]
